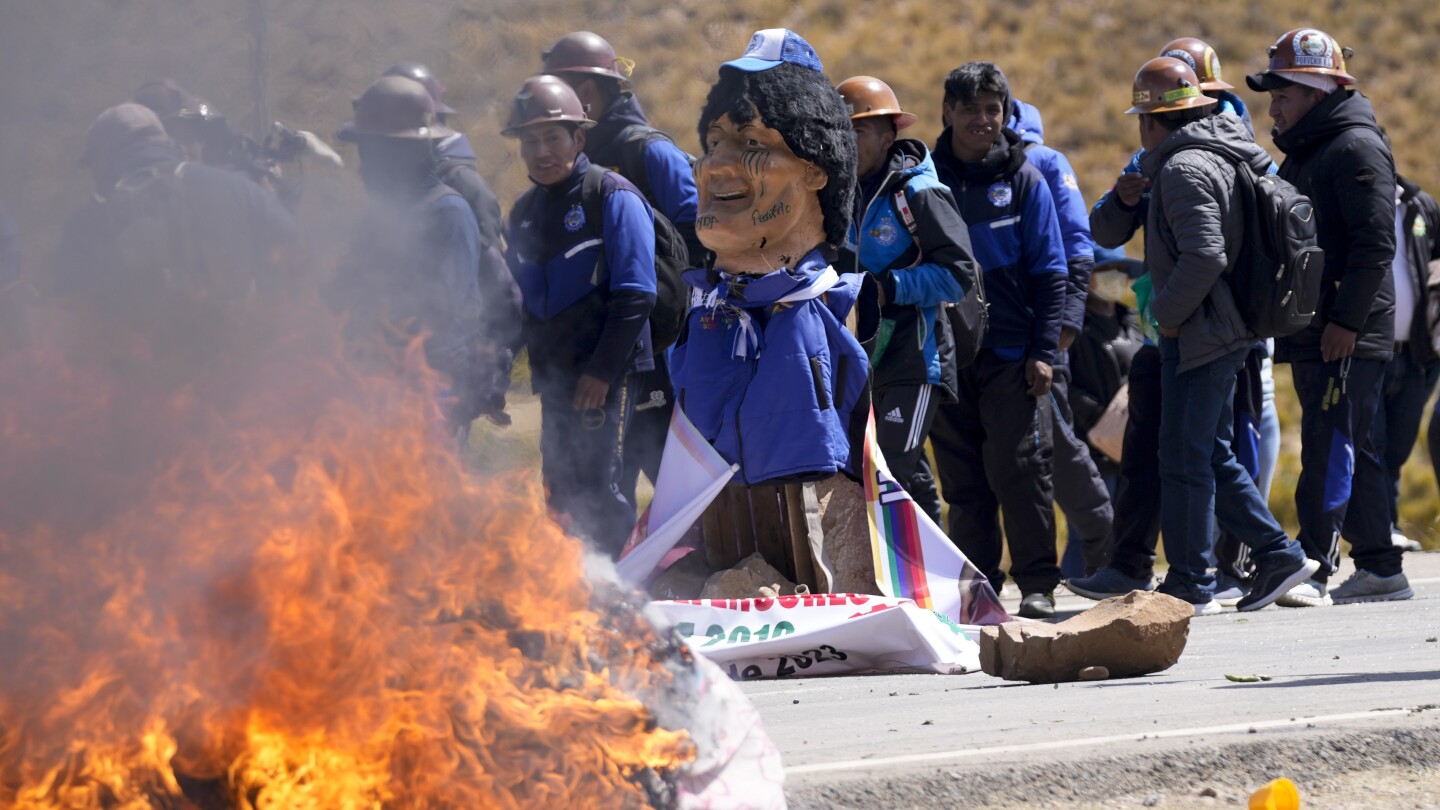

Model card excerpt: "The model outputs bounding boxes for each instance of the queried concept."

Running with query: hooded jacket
[1142,113,1273,372]
[932,128,1068,364]
[505,153,657,392]
[583,92,703,263]
[1010,100,1095,333]
[671,250,872,485]
[842,139,976,396]
[1397,175,1440,365]
[435,131,505,250]
[1272,89,1397,363]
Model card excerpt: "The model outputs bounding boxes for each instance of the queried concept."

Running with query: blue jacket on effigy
[505,154,657,393]
[671,249,872,485]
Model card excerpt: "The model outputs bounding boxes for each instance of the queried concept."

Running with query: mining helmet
[501,75,595,137]
[1125,57,1219,115]
[382,61,456,116]
[836,76,918,130]
[1158,38,1233,91]
[1246,28,1357,91]
[337,76,453,141]
[542,32,634,82]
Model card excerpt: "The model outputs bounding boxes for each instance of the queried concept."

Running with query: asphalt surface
[743,552,1440,807]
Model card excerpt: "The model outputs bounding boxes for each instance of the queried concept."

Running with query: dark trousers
[620,353,675,506]
[1291,357,1397,580]
[1108,344,1163,581]
[873,383,944,526]
[1431,396,1440,498]
[1158,339,1299,601]
[1050,360,1115,571]
[539,375,638,558]
[931,351,1058,595]
[1371,350,1440,530]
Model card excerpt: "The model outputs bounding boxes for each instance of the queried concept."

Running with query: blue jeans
[1371,350,1440,529]
[1158,339,1300,601]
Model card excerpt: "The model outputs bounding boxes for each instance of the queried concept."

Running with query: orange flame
[0,292,693,808]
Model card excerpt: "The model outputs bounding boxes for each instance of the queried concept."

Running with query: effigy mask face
[694,111,826,265]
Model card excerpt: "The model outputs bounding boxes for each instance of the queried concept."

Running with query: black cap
[1245,71,1296,93]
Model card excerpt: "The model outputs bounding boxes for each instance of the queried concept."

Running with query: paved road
[743,552,1440,805]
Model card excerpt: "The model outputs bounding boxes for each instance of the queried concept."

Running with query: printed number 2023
[727,646,850,680]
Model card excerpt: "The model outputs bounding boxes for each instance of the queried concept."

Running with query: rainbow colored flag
[862,410,1008,625]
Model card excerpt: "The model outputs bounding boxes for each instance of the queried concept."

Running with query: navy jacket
[583,92,703,264]
[932,128,1068,364]
[842,139,976,396]
[505,154,657,392]
[1010,100,1095,334]
[671,250,871,484]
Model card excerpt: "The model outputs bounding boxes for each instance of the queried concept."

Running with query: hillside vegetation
[1,0,1437,543]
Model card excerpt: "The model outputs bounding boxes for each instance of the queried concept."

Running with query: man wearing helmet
[1247,28,1407,605]
[382,62,506,257]
[835,75,978,526]
[1124,57,1318,614]
[501,75,657,557]
[331,76,520,440]
[542,32,701,508]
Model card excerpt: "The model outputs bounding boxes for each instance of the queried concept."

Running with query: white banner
[650,594,982,679]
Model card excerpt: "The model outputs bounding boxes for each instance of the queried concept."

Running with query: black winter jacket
[1069,304,1142,475]
[1397,176,1440,366]
[1272,90,1397,362]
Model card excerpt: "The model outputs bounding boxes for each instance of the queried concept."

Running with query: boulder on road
[979,591,1192,683]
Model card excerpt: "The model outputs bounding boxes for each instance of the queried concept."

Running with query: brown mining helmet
[541,32,633,82]
[382,61,457,116]
[1158,38,1233,91]
[836,76,918,130]
[337,76,453,141]
[1125,57,1219,115]
[501,75,596,137]
[1246,28,1357,91]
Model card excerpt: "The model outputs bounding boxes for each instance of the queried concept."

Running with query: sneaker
[1193,600,1223,617]
[1240,557,1322,612]
[1214,571,1249,608]
[1391,532,1423,552]
[1064,567,1155,601]
[1331,569,1414,604]
[1018,592,1056,618]
[1275,578,1331,608]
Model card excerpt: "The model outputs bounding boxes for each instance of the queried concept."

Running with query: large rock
[701,553,798,599]
[813,475,880,595]
[979,591,1193,683]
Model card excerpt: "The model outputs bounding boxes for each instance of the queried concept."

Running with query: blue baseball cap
[721,28,824,74]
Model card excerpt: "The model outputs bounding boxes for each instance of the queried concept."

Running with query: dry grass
[1,0,1436,545]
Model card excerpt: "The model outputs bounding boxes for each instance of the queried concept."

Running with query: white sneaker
[1193,600,1223,616]
[1276,579,1331,607]
[1391,532,1423,552]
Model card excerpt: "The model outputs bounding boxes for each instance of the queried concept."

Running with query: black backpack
[579,163,691,351]
[1190,148,1324,338]
[891,185,988,370]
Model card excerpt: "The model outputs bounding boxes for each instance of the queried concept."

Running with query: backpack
[579,163,691,351]
[1188,147,1324,338]
[436,157,506,251]
[891,185,988,370]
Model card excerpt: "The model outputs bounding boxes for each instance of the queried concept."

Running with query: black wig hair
[697,63,857,250]
[943,62,1011,112]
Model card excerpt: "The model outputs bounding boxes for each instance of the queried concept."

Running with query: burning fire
[0,289,693,808]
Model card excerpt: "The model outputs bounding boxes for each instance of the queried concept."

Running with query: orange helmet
[501,75,595,137]
[1246,28,1357,90]
[1158,38,1232,91]
[836,76,918,130]
[1124,57,1219,115]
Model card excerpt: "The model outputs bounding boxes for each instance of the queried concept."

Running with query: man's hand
[573,374,610,411]
[1321,322,1357,362]
[1025,358,1053,398]
[1159,325,1181,338]
[1058,326,1078,350]
[1115,172,1151,208]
